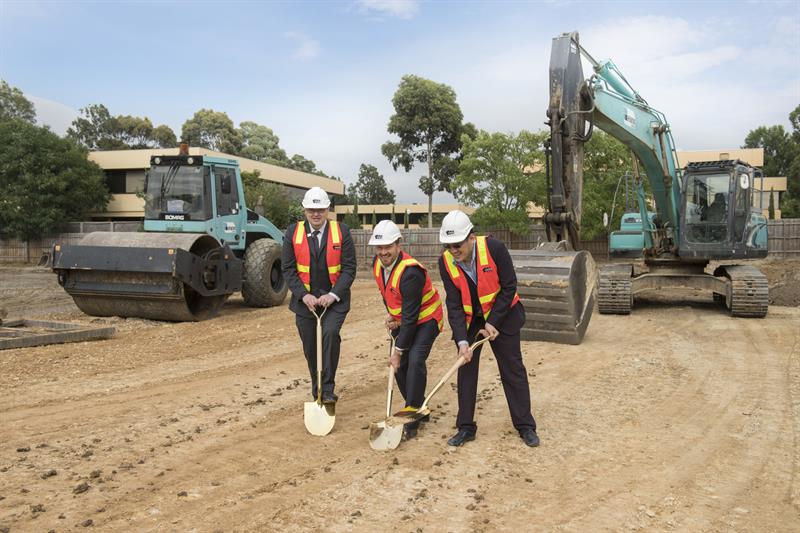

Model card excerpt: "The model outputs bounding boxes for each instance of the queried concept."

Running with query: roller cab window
[144,164,212,221]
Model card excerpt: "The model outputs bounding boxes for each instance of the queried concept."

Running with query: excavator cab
[679,160,768,260]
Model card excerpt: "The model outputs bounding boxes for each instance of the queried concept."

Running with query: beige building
[676,148,787,219]
[88,148,344,220]
[334,203,476,229]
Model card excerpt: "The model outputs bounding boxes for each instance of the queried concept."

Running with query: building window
[104,170,126,194]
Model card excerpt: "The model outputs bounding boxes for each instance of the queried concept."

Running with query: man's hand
[302,294,318,312]
[389,348,402,370]
[458,342,473,363]
[317,293,337,308]
[385,314,399,331]
[479,323,499,340]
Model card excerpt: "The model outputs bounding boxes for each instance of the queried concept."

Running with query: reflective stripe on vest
[442,236,520,327]
[293,220,343,292]
[373,252,443,330]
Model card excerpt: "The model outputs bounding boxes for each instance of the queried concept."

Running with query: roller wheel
[243,239,288,307]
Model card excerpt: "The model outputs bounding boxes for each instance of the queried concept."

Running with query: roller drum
[53,232,239,322]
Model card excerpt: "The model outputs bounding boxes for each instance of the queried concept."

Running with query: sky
[1,0,798,204]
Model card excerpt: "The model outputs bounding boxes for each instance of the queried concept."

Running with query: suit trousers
[455,318,536,434]
[295,308,347,399]
[393,320,439,429]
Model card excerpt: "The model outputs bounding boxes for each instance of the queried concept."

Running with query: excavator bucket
[511,248,596,345]
[52,232,242,322]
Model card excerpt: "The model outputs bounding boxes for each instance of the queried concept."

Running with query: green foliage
[403,207,409,228]
[0,80,36,124]
[350,163,395,204]
[371,209,377,227]
[181,109,242,154]
[382,75,468,225]
[342,201,362,229]
[744,105,799,218]
[67,104,177,150]
[471,207,532,235]
[452,129,547,234]
[239,121,290,165]
[768,187,775,220]
[580,131,640,239]
[0,119,110,239]
[240,169,300,230]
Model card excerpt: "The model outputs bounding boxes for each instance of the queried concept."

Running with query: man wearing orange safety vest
[370,220,442,440]
[281,187,357,405]
[437,210,539,448]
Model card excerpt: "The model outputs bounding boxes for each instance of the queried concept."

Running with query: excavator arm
[546,31,683,256]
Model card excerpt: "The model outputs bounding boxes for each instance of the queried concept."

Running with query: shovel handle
[386,335,396,418]
[418,335,492,412]
[312,307,327,403]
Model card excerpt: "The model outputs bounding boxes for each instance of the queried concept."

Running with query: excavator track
[598,264,633,315]
[722,265,768,318]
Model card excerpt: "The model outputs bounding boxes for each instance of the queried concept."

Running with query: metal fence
[2,219,799,265]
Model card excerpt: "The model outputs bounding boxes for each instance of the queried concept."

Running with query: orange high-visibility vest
[442,236,520,327]
[293,220,342,292]
[373,251,443,330]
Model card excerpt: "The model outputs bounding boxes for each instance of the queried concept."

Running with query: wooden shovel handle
[418,335,492,411]
[312,307,327,403]
[386,335,396,418]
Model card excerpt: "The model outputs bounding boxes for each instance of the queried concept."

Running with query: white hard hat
[301,187,331,209]
[439,210,473,243]
[369,220,402,245]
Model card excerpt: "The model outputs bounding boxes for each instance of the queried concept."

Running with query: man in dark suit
[281,187,357,405]
[437,210,539,448]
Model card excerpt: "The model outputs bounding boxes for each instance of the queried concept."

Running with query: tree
[382,75,468,227]
[240,170,303,230]
[289,154,321,174]
[0,80,36,124]
[342,200,362,229]
[67,104,177,150]
[351,163,395,204]
[744,105,799,218]
[0,119,110,240]
[239,121,290,165]
[768,187,775,220]
[181,109,242,154]
[371,209,377,227]
[452,130,547,234]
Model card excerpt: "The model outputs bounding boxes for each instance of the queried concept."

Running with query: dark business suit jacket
[438,236,525,344]
[281,219,357,318]
[376,257,427,350]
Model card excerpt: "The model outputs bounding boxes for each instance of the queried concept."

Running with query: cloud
[355,0,419,20]
[284,32,320,60]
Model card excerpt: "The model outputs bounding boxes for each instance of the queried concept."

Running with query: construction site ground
[1,257,799,532]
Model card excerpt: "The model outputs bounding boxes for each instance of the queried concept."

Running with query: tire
[242,239,288,308]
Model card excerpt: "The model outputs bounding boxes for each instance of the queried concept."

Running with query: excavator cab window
[213,166,239,216]
[684,173,730,243]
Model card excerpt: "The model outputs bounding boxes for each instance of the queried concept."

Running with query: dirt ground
[1,260,799,532]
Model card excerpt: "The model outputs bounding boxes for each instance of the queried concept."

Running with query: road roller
[52,150,288,321]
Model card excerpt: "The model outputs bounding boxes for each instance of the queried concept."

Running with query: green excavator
[514,31,769,345]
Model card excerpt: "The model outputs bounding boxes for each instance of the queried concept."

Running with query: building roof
[333,203,476,215]
[89,148,345,195]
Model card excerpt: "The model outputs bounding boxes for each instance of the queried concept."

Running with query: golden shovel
[369,336,404,451]
[387,336,492,426]
[304,307,335,436]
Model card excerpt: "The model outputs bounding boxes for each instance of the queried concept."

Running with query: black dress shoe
[321,393,338,405]
[403,426,418,440]
[447,430,475,447]
[520,429,540,447]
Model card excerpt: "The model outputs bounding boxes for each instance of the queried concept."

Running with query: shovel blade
[369,421,403,451]
[304,401,335,436]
